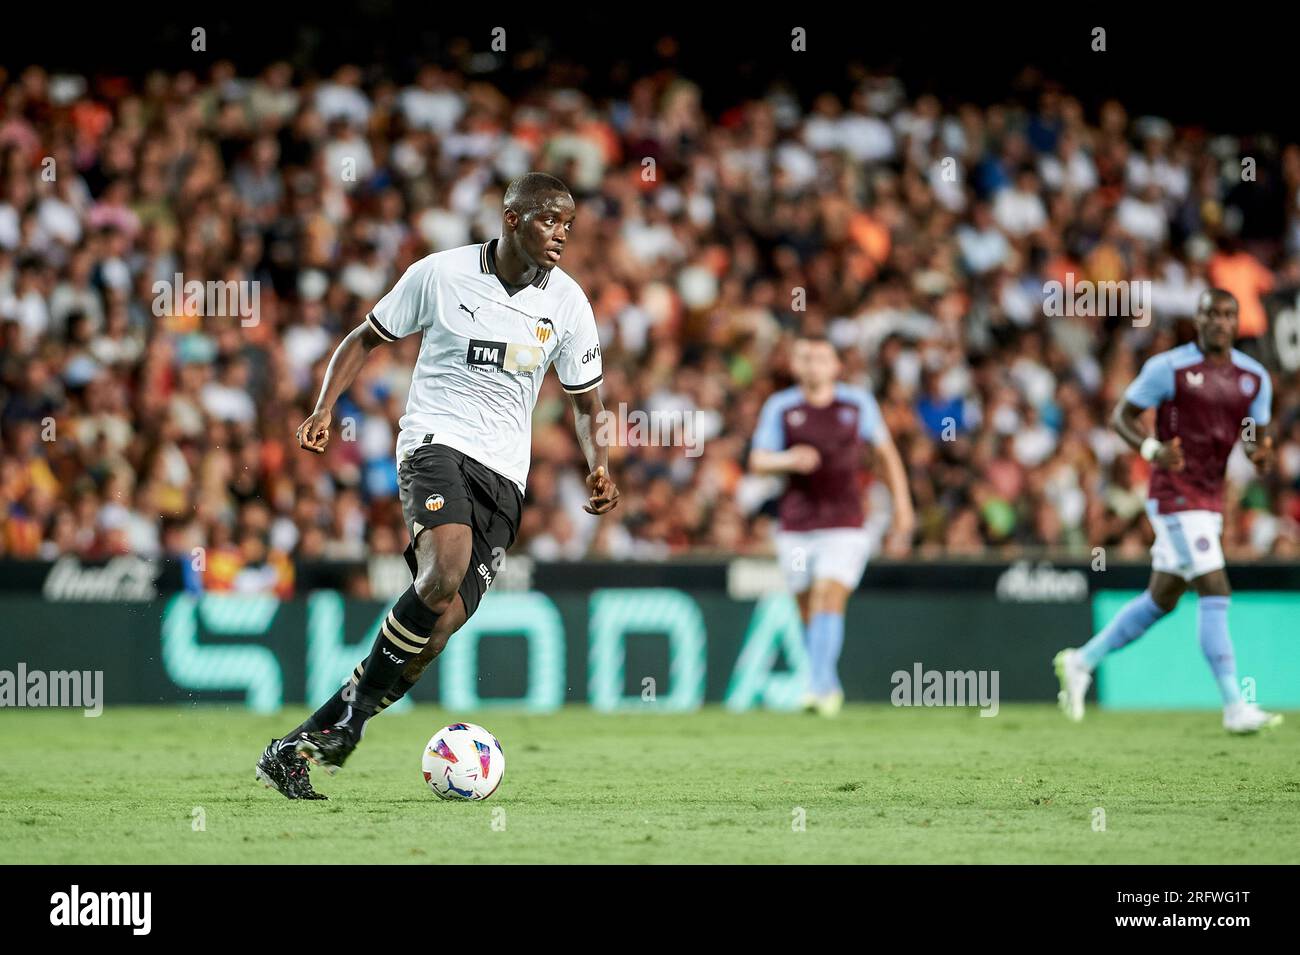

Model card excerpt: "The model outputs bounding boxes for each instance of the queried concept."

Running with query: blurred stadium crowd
[2,58,1300,593]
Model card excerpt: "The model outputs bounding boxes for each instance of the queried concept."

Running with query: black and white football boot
[256,739,327,799]
[295,723,360,775]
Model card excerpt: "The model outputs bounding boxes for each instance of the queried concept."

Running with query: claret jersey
[752,383,887,531]
[367,240,604,492]
[1124,342,1272,514]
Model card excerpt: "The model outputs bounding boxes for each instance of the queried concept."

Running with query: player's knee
[824,592,849,614]
[1196,577,1231,599]
[414,567,463,613]
[807,584,829,612]
[1150,590,1180,614]
[809,582,848,614]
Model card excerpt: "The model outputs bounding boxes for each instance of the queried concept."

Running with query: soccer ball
[421,722,506,800]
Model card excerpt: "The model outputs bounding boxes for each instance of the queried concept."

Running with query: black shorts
[398,438,523,620]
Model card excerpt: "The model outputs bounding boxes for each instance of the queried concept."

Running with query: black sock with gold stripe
[278,661,364,751]
[278,590,436,750]
[378,674,417,711]
[279,664,419,752]
[349,586,437,717]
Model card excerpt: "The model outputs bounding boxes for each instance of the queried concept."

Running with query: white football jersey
[367,240,604,492]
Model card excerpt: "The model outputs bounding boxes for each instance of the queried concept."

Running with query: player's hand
[296,408,332,454]
[1246,435,1274,471]
[786,445,821,474]
[885,526,913,558]
[585,465,620,515]
[1154,436,1184,471]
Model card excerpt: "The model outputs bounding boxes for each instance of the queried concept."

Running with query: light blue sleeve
[752,394,788,452]
[1123,354,1175,409]
[1250,370,1273,426]
[847,386,888,446]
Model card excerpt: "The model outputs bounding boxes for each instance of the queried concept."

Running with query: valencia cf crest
[425,494,444,512]
[534,317,555,344]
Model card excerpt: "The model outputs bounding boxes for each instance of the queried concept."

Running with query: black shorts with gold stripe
[397,438,523,620]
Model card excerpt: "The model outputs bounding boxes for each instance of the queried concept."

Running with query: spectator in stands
[0,58,1296,594]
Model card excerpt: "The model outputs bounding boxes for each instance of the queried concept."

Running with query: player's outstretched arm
[1243,366,1274,469]
[873,431,915,556]
[749,445,820,475]
[568,388,620,514]
[296,320,387,454]
[1112,400,1184,471]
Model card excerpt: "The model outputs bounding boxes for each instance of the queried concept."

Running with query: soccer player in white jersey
[256,173,619,797]
[1054,289,1281,734]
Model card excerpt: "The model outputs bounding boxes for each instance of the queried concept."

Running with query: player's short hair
[503,173,571,215]
[1197,287,1238,315]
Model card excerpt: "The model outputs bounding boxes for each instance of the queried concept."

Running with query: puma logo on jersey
[459,303,480,321]
[1185,370,1204,387]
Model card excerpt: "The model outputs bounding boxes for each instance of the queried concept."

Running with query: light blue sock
[804,613,828,695]
[823,613,845,693]
[1078,591,1167,671]
[800,613,818,695]
[808,612,845,695]
[1198,596,1241,706]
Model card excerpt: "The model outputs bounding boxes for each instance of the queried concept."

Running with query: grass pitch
[2,704,1296,864]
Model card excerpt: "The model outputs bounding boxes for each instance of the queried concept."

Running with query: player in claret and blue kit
[749,334,914,716]
[1055,289,1282,734]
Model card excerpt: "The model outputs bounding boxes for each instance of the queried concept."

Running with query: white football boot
[816,690,844,718]
[1223,702,1283,734]
[1053,649,1091,722]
